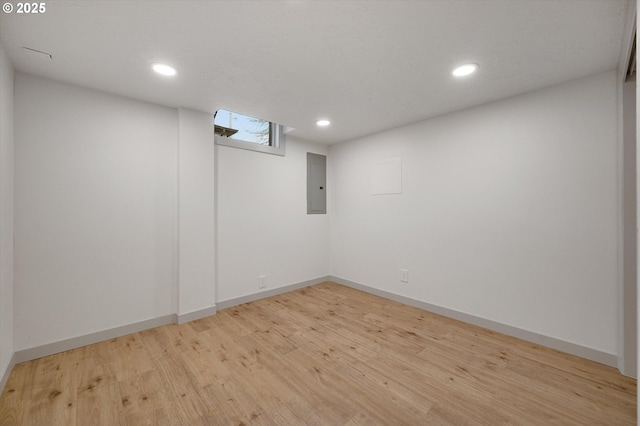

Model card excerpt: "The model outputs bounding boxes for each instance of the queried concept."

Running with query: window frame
[214,110,285,156]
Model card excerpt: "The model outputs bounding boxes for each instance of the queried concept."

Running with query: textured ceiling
[0,0,630,144]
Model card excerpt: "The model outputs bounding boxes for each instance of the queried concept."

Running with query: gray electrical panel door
[307,153,326,214]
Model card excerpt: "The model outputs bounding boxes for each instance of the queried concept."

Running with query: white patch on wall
[372,157,402,195]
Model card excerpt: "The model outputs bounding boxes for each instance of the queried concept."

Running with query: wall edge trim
[0,352,16,394]
[14,314,177,365]
[8,274,618,388]
[216,276,330,310]
[328,275,618,368]
[177,305,217,325]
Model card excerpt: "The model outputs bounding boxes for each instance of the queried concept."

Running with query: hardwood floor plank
[106,334,154,382]
[152,352,212,424]
[0,362,37,426]
[74,360,125,426]
[0,282,636,425]
[117,370,171,426]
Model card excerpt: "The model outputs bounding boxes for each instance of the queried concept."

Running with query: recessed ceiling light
[316,119,331,127]
[152,63,177,76]
[452,63,478,77]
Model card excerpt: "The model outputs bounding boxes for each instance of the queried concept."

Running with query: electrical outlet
[258,275,267,289]
[400,269,409,283]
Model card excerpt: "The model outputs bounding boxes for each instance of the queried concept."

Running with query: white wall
[0,44,15,382]
[622,77,637,376]
[14,73,178,350]
[178,108,216,319]
[216,138,329,303]
[3,66,623,373]
[330,70,619,356]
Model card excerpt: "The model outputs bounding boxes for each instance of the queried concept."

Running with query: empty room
[0,0,638,424]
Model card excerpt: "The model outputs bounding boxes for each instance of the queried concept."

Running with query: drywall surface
[330,70,619,355]
[14,73,178,350]
[178,108,216,317]
[216,137,329,302]
[0,44,15,382]
[622,78,637,376]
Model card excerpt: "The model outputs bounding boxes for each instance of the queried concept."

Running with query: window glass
[214,109,285,156]
[214,109,271,146]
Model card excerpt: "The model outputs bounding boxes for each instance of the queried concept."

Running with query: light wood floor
[0,282,636,425]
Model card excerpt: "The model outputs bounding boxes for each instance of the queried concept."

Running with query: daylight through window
[214,109,285,156]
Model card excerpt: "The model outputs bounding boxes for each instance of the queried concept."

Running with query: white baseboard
[3,305,216,394]
[216,276,330,310]
[14,314,177,365]
[3,274,618,397]
[0,352,16,394]
[177,305,217,324]
[328,275,618,368]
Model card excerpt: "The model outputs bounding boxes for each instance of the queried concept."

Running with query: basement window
[214,109,285,156]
